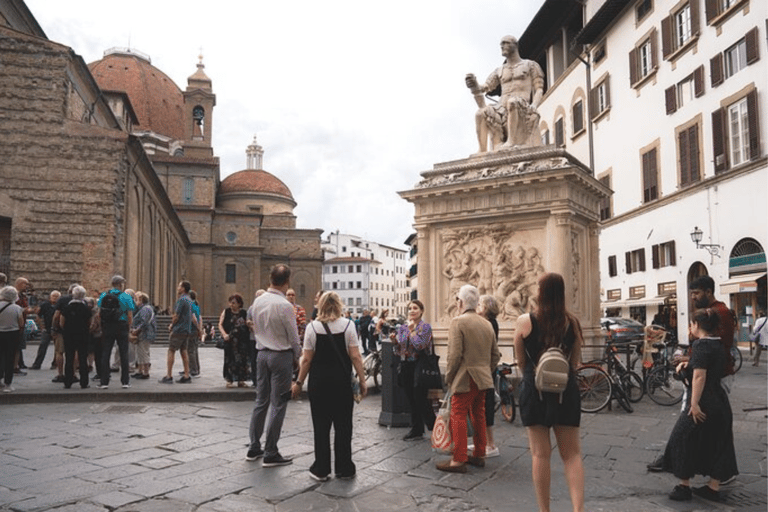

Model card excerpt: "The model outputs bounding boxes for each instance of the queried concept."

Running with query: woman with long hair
[477,294,501,456]
[291,292,367,481]
[391,300,436,440]
[513,273,584,512]
[218,294,250,388]
[661,308,738,502]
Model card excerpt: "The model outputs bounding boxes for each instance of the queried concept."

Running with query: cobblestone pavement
[0,346,766,511]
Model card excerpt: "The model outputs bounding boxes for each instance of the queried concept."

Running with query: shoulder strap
[321,321,352,372]
[0,303,12,316]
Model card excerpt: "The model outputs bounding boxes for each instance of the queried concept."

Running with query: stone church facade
[0,1,322,315]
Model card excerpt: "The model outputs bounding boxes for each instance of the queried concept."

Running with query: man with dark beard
[689,275,735,378]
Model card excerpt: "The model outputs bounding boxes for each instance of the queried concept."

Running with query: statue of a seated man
[466,36,545,153]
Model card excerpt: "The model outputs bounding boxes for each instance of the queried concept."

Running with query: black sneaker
[692,485,721,502]
[262,453,292,467]
[30,365,41,370]
[402,431,423,441]
[245,449,264,461]
[51,375,65,383]
[669,484,692,501]
[131,373,143,379]
[177,376,192,383]
[159,376,174,384]
[646,455,664,472]
[720,475,736,485]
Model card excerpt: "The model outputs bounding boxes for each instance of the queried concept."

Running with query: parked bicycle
[362,350,382,389]
[583,340,644,405]
[494,362,517,423]
[638,325,686,406]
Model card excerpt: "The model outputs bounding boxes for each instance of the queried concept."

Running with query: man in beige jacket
[437,284,501,473]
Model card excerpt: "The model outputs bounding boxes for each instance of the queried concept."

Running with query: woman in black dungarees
[513,273,585,512]
[291,292,367,482]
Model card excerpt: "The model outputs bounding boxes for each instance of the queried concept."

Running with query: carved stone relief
[441,224,544,322]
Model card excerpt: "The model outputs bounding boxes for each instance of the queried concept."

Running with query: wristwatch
[295,380,303,387]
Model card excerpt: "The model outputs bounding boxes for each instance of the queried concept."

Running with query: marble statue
[466,35,545,152]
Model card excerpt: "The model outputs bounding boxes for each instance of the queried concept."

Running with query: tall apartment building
[517,0,766,342]
[321,232,409,319]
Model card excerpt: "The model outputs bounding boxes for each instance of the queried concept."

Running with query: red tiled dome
[88,50,184,140]
[219,170,294,200]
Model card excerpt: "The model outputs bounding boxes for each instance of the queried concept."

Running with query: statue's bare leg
[475,110,488,153]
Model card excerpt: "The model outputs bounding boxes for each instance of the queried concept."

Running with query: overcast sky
[26,0,544,249]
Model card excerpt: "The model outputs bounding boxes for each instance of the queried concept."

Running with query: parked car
[600,317,645,343]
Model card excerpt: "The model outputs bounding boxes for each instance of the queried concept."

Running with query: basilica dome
[218,169,296,215]
[88,48,184,140]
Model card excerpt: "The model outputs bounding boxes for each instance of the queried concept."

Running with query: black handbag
[414,340,442,390]
[214,336,226,350]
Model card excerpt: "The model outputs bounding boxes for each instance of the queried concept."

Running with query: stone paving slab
[0,348,765,511]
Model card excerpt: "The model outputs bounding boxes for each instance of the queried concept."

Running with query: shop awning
[600,295,667,308]
[720,272,766,295]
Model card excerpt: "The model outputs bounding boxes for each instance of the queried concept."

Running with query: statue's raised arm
[466,36,545,153]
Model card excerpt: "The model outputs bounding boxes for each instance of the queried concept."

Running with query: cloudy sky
[26,0,543,248]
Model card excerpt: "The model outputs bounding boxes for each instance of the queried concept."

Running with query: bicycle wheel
[613,381,634,413]
[620,371,645,403]
[576,365,612,413]
[646,365,684,406]
[363,353,380,389]
[731,346,743,373]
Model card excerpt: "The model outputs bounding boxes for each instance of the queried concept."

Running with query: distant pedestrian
[0,286,24,393]
[358,309,373,355]
[31,290,60,370]
[513,273,585,512]
[477,294,501,457]
[97,275,135,389]
[188,290,202,377]
[130,292,155,379]
[292,291,367,481]
[246,264,302,466]
[219,293,250,388]
[689,276,736,382]
[160,281,194,384]
[750,310,767,366]
[60,285,91,389]
[286,288,307,342]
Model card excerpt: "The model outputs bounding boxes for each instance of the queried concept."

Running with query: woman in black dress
[218,294,250,388]
[663,308,738,502]
[513,273,584,512]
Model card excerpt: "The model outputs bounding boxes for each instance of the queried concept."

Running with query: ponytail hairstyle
[691,308,720,335]
[534,273,580,351]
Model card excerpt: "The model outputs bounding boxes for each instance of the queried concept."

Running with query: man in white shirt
[246,265,302,466]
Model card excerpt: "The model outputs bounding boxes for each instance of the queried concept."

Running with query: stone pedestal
[399,146,610,359]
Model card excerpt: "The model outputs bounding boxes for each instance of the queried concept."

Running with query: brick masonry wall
[0,31,128,294]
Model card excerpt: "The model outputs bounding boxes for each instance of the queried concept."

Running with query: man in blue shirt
[160,281,194,384]
[97,275,135,389]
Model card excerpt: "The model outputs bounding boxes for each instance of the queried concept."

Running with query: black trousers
[64,332,89,388]
[401,360,436,435]
[0,330,19,385]
[101,322,129,385]
[308,384,355,477]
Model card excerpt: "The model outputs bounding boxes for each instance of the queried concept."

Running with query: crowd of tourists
[0,268,751,510]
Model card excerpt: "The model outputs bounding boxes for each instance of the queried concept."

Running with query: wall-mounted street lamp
[690,226,722,258]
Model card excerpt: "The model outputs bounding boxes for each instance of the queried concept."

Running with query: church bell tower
[182,54,216,158]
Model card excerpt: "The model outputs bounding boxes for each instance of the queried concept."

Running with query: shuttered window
[572,100,584,135]
[599,175,611,221]
[629,30,658,87]
[641,148,659,203]
[608,255,617,277]
[678,124,700,186]
[555,118,565,146]
[711,27,760,87]
[590,76,610,120]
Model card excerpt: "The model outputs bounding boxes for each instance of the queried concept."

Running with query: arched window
[729,238,766,276]
[183,178,194,204]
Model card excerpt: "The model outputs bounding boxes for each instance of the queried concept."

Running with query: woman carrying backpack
[513,272,585,512]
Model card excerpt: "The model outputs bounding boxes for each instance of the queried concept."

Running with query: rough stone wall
[0,31,128,294]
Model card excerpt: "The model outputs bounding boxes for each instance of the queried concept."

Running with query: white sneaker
[122,384,131,389]
[2,386,14,393]
[485,446,500,458]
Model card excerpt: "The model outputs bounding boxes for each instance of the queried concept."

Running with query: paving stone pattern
[0,347,765,511]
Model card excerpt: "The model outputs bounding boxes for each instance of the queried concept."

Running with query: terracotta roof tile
[219,170,293,200]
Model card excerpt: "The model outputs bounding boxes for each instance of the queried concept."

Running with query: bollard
[377,341,412,427]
